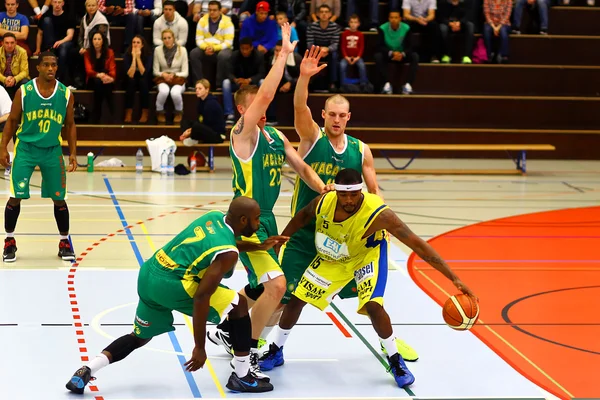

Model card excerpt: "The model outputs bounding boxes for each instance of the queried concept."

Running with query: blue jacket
[240,14,278,51]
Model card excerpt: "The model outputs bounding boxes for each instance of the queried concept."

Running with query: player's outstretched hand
[184,346,207,371]
[0,147,9,168]
[68,154,78,172]
[262,235,290,252]
[453,279,478,301]
[300,46,328,78]
[280,22,297,54]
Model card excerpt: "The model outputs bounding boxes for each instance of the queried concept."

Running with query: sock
[4,203,20,233]
[86,353,110,375]
[40,4,49,14]
[233,355,250,377]
[34,6,41,14]
[6,232,14,238]
[260,325,274,340]
[273,326,291,348]
[54,204,69,234]
[60,235,69,240]
[380,335,398,357]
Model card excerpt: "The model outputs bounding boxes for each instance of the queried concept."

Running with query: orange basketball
[442,294,479,331]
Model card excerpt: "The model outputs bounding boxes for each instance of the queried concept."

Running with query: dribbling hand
[184,346,206,371]
[300,46,328,78]
[453,278,478,301]
[68,155,78,172]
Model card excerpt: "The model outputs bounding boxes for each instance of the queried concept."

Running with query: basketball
[442,294,479,331]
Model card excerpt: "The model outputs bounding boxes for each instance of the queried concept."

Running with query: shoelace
[249,352,262,374]
[387,357,406,376]
[60,241,71,249]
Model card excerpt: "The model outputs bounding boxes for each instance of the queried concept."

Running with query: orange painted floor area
[407,206,600,400]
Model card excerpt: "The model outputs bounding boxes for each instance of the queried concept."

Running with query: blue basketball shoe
[388,353,415,388]
[258,343,284,371]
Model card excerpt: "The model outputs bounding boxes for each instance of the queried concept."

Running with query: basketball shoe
[3,237,17,262]
[208,326,267,356]
[388,353,415,388]
[58,239,75,261]
[65,366,94,394]
[226,371,273,393]
[381,338,419,361]
[258,343,284,371]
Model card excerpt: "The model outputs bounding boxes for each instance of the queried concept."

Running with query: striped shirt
[484,0,512,26]
[195,14,234,51]
[306,21,341,52]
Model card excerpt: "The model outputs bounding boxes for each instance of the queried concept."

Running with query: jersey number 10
[38,120,51,134]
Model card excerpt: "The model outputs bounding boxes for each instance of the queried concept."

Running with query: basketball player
[0,51,78,263]
[262,168,476,388]
[66,197,288,394]
[220,23,331,380]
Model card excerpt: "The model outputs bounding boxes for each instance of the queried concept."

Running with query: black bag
[73,102,90,123]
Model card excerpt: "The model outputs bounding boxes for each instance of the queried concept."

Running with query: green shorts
[133,262,238,339]
[238,212,282,288]
[10,140,66,200]
[281,224,357,304]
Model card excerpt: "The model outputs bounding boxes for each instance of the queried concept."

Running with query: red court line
[408,206,600,400]
[326,312,352,338]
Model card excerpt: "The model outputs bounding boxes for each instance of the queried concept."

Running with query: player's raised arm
[362,144,381,197]
[281,195,322,239]
[185,250,239,371]
[370,208,477,299]
[232,23,297,139]
[282,135,328,193]
[0,87,22,167]
[64,92,78,172]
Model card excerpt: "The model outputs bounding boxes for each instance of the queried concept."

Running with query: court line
[325,312,351,338]
[100,397,547,400]
[139,221,226,398]
[102,176,203,398]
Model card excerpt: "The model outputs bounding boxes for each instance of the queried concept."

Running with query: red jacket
[84,48,117,82]
[341,29,364,59]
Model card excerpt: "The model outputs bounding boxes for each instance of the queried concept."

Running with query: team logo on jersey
[17,181,26,189]
[323,237,341,253]
[332,156,343,163]
[26,85,32,91]
[354,262,374,285]
[205,221,215,235]
[135,315,151,327]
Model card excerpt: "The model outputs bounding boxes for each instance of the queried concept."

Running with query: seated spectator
[222,37,265,124]
[153,28,189,124]
[0,32,28,98]
[123,34,152,123]
[483,0,511,63]
[98,0,136,49]
[340,14,368,89]
[240,1,278,55]
[28,0,50,22]
[512,0,549,35]
[238,0,274,26]
[131,0,162,40]
[273,0,306,39]
[153,0,188,47]
[34,0,76,86]
[309,0,340,23]
[189,0,233,88]
[265,39,300,125]
[438,0,474,63]
[0,84,13,175]
[172,0,189,17]
[306,4,340,92]
[179,79,225,145]
[346,0,378,31]
[275,11,298,49]
[84,32,117,123]
[403,0,440,62]
[375,10,419,94]
[0,0,31,55]
[78,0,111,56]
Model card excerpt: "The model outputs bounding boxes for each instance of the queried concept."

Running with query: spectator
[265,39,300,125]
[403,0,440,62]
[189,0,233,88]
[153,28,189,124]
[0,84,13,176]
[172,0,189,17]
[98,0,136,48]
[240,1,278,55]
[512,0,549,35]
[306,4,340,92]
[34,0,76,86]
[84,32,117,123]
[0,0,31,55]
[275,11,298,47]
[273,0,306,49]
[78,0,111,55]
[28,0,50,21]
[0,32,28,98]
[438,0,474,63]
[190,0,233,16]
[123,34,152,123]
[340,14,368,88]
[346,0,378,31]
[222,36,265,124]
[179,79,225,145]
[375,10,419,94]
[309,0,340,23]
[483,0,511,63]
[131,0,162,40]
[238,0,274,25]
[153,0,188,47]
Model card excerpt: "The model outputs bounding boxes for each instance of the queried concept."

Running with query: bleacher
[7,0,600,162]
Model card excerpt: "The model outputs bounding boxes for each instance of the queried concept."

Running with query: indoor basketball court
[0,156,598,400]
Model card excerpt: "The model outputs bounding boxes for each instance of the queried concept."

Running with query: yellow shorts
[292,236,389,314]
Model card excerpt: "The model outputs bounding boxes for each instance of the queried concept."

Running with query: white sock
[380,335,398,357]
[34,6,41,14]
[6,233,14,238]
[60,235,69,240]
[233,355,250,377]
[86,353,109,375]
[40,4,49,14]
[273,326,291,348]
[260,325,274,340]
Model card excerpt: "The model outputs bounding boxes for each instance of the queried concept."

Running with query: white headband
[334,183,363,191]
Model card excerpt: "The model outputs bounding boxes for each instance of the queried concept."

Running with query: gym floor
[0,156,598,400]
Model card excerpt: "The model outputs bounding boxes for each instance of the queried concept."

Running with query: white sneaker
[250,351,271,382]
[67,85,77,91]
[207,327,233,355]
[587,0,594,5]
[402,83,413,95]
[562,0,570,4]
[382,82,393,94]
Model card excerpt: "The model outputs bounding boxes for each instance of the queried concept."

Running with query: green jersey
[291,130,364,216]
[230,126,286,213]
[16,79,70,148]
[147,211,238,281]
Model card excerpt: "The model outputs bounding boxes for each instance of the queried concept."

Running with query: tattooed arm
[369,209,477,298]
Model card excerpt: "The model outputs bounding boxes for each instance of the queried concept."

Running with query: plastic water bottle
[167,148,175,176]
[87,152,94,172]
[135,148,143,174]
[189,152,197,174]
[160,149,167,175]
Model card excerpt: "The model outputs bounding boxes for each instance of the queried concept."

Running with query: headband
[334,183,363,191]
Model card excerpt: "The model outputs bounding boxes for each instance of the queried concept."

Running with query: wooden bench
[66,141,555,174]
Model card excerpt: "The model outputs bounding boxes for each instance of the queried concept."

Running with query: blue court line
[413,259,600,263]
[103,176,202,398]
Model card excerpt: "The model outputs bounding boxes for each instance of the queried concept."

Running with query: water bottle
[167,148,175,176]
[160,149,167,175]
[189,152,197,174]
[135,148,144,174]
[87,152,94,172]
